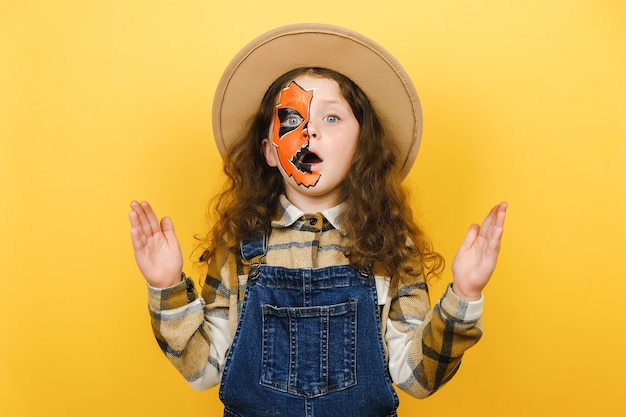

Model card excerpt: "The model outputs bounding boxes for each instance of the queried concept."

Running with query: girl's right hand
[129,201,184,288]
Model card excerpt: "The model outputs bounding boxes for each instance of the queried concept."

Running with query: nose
[304,122,317,139]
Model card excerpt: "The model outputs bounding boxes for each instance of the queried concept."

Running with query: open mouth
[291,146,322,173]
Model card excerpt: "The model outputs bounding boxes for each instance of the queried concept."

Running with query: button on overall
[219,234,398,417]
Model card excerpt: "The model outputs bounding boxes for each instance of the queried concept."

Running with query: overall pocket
[260,301,357,398]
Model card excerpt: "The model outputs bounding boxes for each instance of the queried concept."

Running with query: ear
[261,138,278,167]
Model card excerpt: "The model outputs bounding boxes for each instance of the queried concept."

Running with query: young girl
[129,24,507,417]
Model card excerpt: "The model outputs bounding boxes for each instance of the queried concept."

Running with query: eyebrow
[312,98,348,106]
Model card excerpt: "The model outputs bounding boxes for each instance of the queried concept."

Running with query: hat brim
[212,23,422,178]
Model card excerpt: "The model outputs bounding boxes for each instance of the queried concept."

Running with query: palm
[129,201,183,288]
[451,202,507,300]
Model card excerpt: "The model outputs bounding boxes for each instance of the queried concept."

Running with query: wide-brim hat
[212,23,422,178]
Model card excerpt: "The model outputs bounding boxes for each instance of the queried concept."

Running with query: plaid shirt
[148,196,484,398]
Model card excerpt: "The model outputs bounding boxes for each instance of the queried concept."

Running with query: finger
[485,217,507,258]
[129,202,142,229]
[129,202,151,245]
[460,223,480,249]
[129,221,147,251]
[139,201,162,236]
[129,200,152,237]
[495,202,508,228]
[479,203,500,234]
[129,210,151,251]
[161,216,175,232]
[487,203,508,243]
[160,216,179,246]
[479,202,507,240]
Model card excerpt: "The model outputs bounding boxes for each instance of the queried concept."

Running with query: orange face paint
[271,81,321,187]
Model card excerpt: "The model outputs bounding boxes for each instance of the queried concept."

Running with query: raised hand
[129,201,184,288]
[451,202,508,301]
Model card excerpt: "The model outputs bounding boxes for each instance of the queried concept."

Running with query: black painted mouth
[291,146,321,173]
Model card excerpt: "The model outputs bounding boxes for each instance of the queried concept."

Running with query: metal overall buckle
[248,253,265,281]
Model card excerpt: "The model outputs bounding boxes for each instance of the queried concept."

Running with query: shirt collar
[272,195,344,233]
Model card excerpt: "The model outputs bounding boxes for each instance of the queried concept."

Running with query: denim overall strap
[219,238,399,417]
[240,231,268,262]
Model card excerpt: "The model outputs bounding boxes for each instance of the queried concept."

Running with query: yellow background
[1,1,625,416]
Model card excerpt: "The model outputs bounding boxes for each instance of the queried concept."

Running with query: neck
[285,190,339,213]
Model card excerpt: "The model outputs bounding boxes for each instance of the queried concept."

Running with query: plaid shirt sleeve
[384,274,484,399]
[147,244,235,391]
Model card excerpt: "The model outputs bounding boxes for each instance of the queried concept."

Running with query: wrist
[451,282,482,301]
[149,272,184,289]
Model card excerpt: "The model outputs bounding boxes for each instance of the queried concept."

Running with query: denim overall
[219,233,399,417]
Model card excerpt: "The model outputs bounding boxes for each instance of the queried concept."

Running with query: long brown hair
[199,67,443,280]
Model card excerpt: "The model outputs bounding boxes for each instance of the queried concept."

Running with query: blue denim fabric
[219,234,399,417]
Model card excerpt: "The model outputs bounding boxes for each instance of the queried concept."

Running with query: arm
[451,202,508,300]
[386,203,507,398]
[128,200,183,288]
[147,249,233,390]
[129,201,232,390]
[385,278,483,398]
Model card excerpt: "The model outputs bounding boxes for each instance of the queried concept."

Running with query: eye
[324,115,339,123]
[277,108,305,138]
[282,114,304,127]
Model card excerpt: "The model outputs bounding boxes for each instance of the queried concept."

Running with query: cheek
[273,125,307,161]
[267,115,308,161]
[338,128,360,161]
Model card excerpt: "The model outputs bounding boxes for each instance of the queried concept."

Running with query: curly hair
[198,67,443,281]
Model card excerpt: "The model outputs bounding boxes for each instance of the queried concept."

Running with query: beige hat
[212,23,422,177]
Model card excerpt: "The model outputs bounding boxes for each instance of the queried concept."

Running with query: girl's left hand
[451,202,508,301]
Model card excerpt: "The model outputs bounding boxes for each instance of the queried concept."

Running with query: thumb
[160,217,179,243]
[460,224,480,249]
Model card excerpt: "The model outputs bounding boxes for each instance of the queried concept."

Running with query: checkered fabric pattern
[147,195,484,398]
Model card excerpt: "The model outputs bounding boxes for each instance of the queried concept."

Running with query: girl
[129,24,507,417]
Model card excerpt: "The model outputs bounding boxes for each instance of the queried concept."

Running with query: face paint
[271,81,321,187]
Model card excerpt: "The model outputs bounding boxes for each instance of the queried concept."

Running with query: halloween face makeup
[271,80,320,187]
[264,74,360,211]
